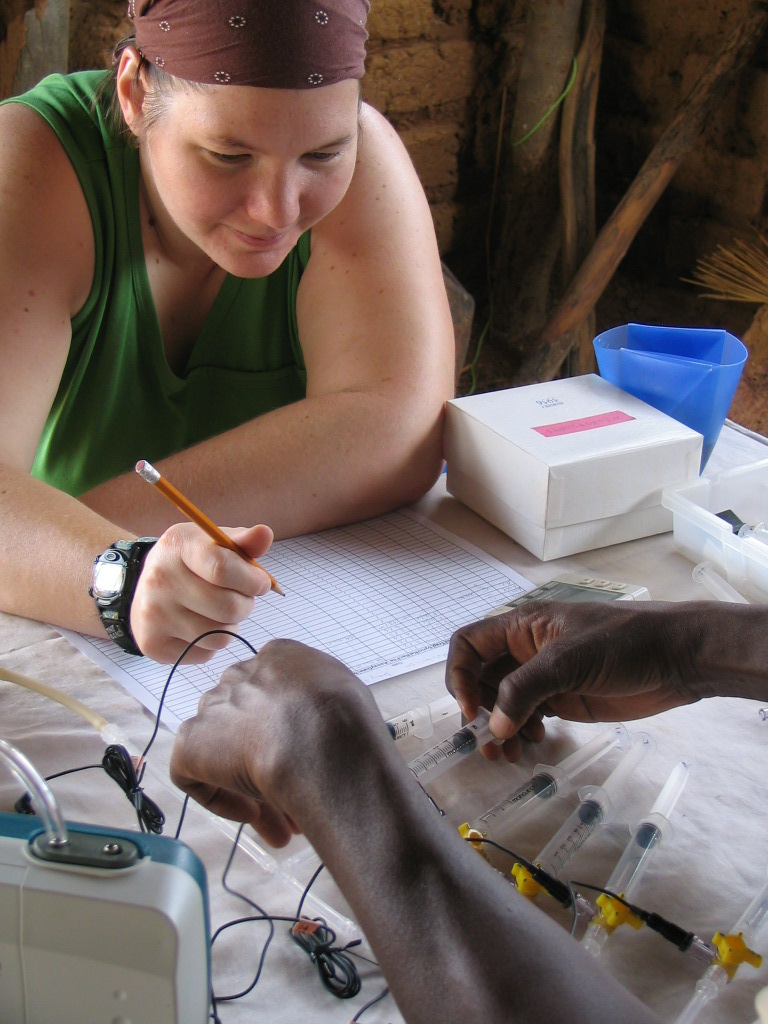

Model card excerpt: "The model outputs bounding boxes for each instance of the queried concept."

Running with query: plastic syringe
[513,733,655,898]
[385,694,459,741]
[675,863,768,1024]
[582,757,692,956]
[407,707,497,786]
[459,724,630,849]
[692,562,749,604]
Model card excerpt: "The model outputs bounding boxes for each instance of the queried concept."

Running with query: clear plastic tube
[582,758,692,956]
[0,737,68,847]
[407,707,496,785]
[674,969,729,1024]
[385,694,459,741]
[692,562,749,604]
[0,665,132,750]
[532,733,655,880]
[464,724,630,844]
[732,867,768,945]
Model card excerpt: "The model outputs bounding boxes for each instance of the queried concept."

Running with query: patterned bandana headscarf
[128,0,369,88]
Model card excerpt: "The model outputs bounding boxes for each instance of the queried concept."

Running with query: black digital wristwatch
[89,538,158,656]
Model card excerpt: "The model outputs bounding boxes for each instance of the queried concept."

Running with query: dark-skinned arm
[170,639,661,1024]
[446,601,768,761]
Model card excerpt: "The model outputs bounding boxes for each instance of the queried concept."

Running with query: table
[2,422,767,1024]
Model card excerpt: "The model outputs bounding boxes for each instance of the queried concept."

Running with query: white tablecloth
[2,422,767,1024]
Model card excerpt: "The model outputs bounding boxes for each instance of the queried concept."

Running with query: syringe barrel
[532,735,654,878]
[407,707,493,785]
[386,700,432,741]
[429,693,460,723]
[534,798,604,878]
[602,758,692,891]
[545,723,630,791]
[602,818,663,900]
[469,773,555,840]
[592,731,655,811]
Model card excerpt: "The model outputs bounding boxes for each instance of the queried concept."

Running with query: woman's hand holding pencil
[125,460,281,664]
[135,460,284,595]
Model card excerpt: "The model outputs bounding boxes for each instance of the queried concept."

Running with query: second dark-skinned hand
[445,601,703,762]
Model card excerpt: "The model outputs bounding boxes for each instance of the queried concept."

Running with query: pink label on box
[533,410,635,437]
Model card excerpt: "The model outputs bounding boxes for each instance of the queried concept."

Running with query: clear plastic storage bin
[661,458,768,602]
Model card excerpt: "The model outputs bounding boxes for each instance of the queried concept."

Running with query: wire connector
[289,917,362,999]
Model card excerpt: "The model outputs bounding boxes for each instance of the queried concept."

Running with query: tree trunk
[490,0,583,355]
[559,0,605,376]
[0,0,69,99]
[514,0,768,385]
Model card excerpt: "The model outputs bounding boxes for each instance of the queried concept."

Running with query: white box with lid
[445,374,702,560]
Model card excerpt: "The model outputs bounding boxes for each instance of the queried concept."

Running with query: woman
[0,1,454,663]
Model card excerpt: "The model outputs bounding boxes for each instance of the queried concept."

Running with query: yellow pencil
[135,460,284,596]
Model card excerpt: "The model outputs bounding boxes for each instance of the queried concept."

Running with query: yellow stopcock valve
[458,822,486,855]
[711,931,763,980]
[595,892,644,934]
[512,861,543,899]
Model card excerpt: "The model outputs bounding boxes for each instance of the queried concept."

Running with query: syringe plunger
[648,758,692,821]
[533,733,654,880]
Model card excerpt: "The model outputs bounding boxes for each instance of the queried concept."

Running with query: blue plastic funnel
[593,323,748,470]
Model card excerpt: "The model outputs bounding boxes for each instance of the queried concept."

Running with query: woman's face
[130,73,361,277]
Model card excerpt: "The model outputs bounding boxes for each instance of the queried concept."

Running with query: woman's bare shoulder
[312,100,434,254]
[0,101,94,315]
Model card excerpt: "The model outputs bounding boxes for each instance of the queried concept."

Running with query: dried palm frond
[682,234,768,304]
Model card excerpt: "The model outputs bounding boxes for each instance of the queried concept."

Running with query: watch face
[91,560,127,601]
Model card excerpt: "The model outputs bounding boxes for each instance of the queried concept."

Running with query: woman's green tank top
[3,71,308,496]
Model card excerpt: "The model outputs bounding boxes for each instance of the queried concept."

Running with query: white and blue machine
[0,739,210,1024]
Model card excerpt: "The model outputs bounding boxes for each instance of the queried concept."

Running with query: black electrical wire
[138,629,259,767]
[350,982,390,1022]
[570,879,705,952]
[290,858,364,999]
[214,822,275,1003]
[464,834,575,907]
[290,918,362,999]
[463,834,707,953]
[101,743,166,834]
[12,630,393,1019]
